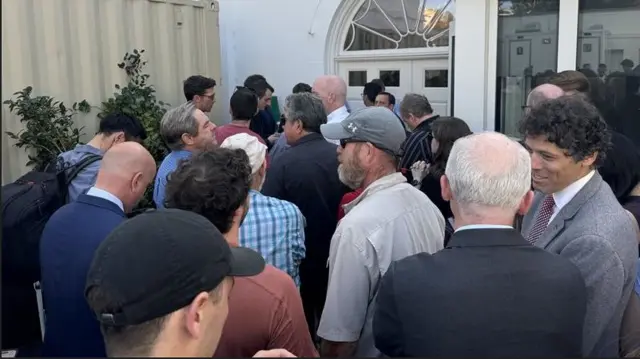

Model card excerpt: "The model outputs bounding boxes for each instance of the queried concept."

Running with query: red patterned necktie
[527,195,555,244]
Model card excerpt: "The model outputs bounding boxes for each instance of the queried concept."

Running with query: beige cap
[220,133,267,174]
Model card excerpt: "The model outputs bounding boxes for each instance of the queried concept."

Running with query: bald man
[311,75,350,145]
[39,141,156,357]
[312,75,349,125]
[526,84,564,112]
[270,76,350,157]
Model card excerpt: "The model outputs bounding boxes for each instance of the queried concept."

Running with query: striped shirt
[240,190,306,286]
[399,115,439,183]
[153,150,192,208]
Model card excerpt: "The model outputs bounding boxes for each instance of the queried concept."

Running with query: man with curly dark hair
[164,148,317,358]
[519,95,638,357]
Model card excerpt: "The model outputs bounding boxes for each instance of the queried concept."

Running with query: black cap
[85,208,265,327]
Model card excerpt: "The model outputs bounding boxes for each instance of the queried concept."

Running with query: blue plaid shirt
[240,190,306,286]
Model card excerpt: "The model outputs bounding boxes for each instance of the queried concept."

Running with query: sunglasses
[340,138,400,157]
[339,138,366,148]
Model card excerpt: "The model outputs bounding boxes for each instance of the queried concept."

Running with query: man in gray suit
[520,95,638,357]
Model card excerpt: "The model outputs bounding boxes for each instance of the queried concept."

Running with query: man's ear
[440,175,452,202]
[581,152,597,169]
[181,133,195,146]
[259,160,267,177]
[184,291,210,340]
[518,190,535,215]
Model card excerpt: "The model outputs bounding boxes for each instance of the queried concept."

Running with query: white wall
[453,0,495,132]
[219,0,342,123]
[218,0,491,133]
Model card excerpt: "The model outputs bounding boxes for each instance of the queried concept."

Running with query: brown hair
[429,116,472,178]
[547,70,590,94]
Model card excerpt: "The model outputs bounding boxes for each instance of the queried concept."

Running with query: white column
[556,0,580,71]
[453,0,496,132]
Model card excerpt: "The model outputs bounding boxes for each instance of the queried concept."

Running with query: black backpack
[1,154,102,284]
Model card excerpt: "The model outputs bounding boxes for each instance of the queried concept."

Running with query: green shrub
[100,49,170,208]
[4,86,90,171]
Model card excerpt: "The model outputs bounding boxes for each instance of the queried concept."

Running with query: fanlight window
[344,0,455,51]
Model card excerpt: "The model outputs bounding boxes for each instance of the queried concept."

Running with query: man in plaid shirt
[220,133,306,286]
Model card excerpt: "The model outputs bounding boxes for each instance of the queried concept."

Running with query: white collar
[343,172,406,214]
[86,187,125,212]
[552,170,595,212]
[327,105,349,124]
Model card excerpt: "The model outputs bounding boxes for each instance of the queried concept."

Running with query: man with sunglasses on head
[317,107,445,357]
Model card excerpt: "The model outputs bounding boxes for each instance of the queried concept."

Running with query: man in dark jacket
[374,132,587,357]
[262,92,346,343]
[244,75,277,148]
[39,142,156,357]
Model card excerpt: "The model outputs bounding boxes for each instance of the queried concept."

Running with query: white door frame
[326,0,582,132]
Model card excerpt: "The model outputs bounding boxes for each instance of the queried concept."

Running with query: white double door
[339,58,451,116]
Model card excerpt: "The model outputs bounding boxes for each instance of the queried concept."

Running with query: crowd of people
[4,68,640,358]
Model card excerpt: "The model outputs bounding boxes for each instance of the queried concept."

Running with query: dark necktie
[527,195,555,244]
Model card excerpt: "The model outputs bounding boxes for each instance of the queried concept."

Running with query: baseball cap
[320,107,407,156]
[220,133,267,174]
[85,208,265,327]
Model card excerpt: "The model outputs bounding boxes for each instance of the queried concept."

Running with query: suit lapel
[522,193,544,237]
[536,172,603,249]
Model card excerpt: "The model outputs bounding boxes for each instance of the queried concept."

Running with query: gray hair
[445,132,531,212]
[283,92,327,133]
[399,93,433,119]
[160,101,199,150]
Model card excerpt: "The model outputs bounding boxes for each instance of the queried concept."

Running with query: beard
[338,157,366,190]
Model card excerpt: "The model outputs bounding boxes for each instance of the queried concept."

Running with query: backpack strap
[66,154,102,185]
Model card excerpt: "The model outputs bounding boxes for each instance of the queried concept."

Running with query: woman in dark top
[416,117,472,244]
[600,131,640,254]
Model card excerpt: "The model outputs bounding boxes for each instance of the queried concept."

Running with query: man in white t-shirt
[317,107,445,357]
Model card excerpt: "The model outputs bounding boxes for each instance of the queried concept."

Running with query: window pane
[379,70,400,87]
[344,0,455,51]
[577,0,640,148]
[425,70,448,87]
[348,71,368,87]
[495,0,560,137]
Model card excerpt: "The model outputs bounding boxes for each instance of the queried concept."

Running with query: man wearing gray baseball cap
[317,107,445,357]
[319,107,407,157]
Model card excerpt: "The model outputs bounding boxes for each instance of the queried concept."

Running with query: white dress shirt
[549,170,595,223]
[456,224,513,232]
[324,105,350,145]
[86,186,124,212]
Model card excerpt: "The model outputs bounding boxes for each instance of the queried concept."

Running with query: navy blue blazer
[39,194,126,357]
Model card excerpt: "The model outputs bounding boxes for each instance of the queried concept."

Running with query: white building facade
[218,0,640,135]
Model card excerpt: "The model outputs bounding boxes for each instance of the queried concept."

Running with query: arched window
[343,0,455,51]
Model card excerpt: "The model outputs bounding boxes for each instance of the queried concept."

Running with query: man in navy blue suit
[39,141,157,357]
